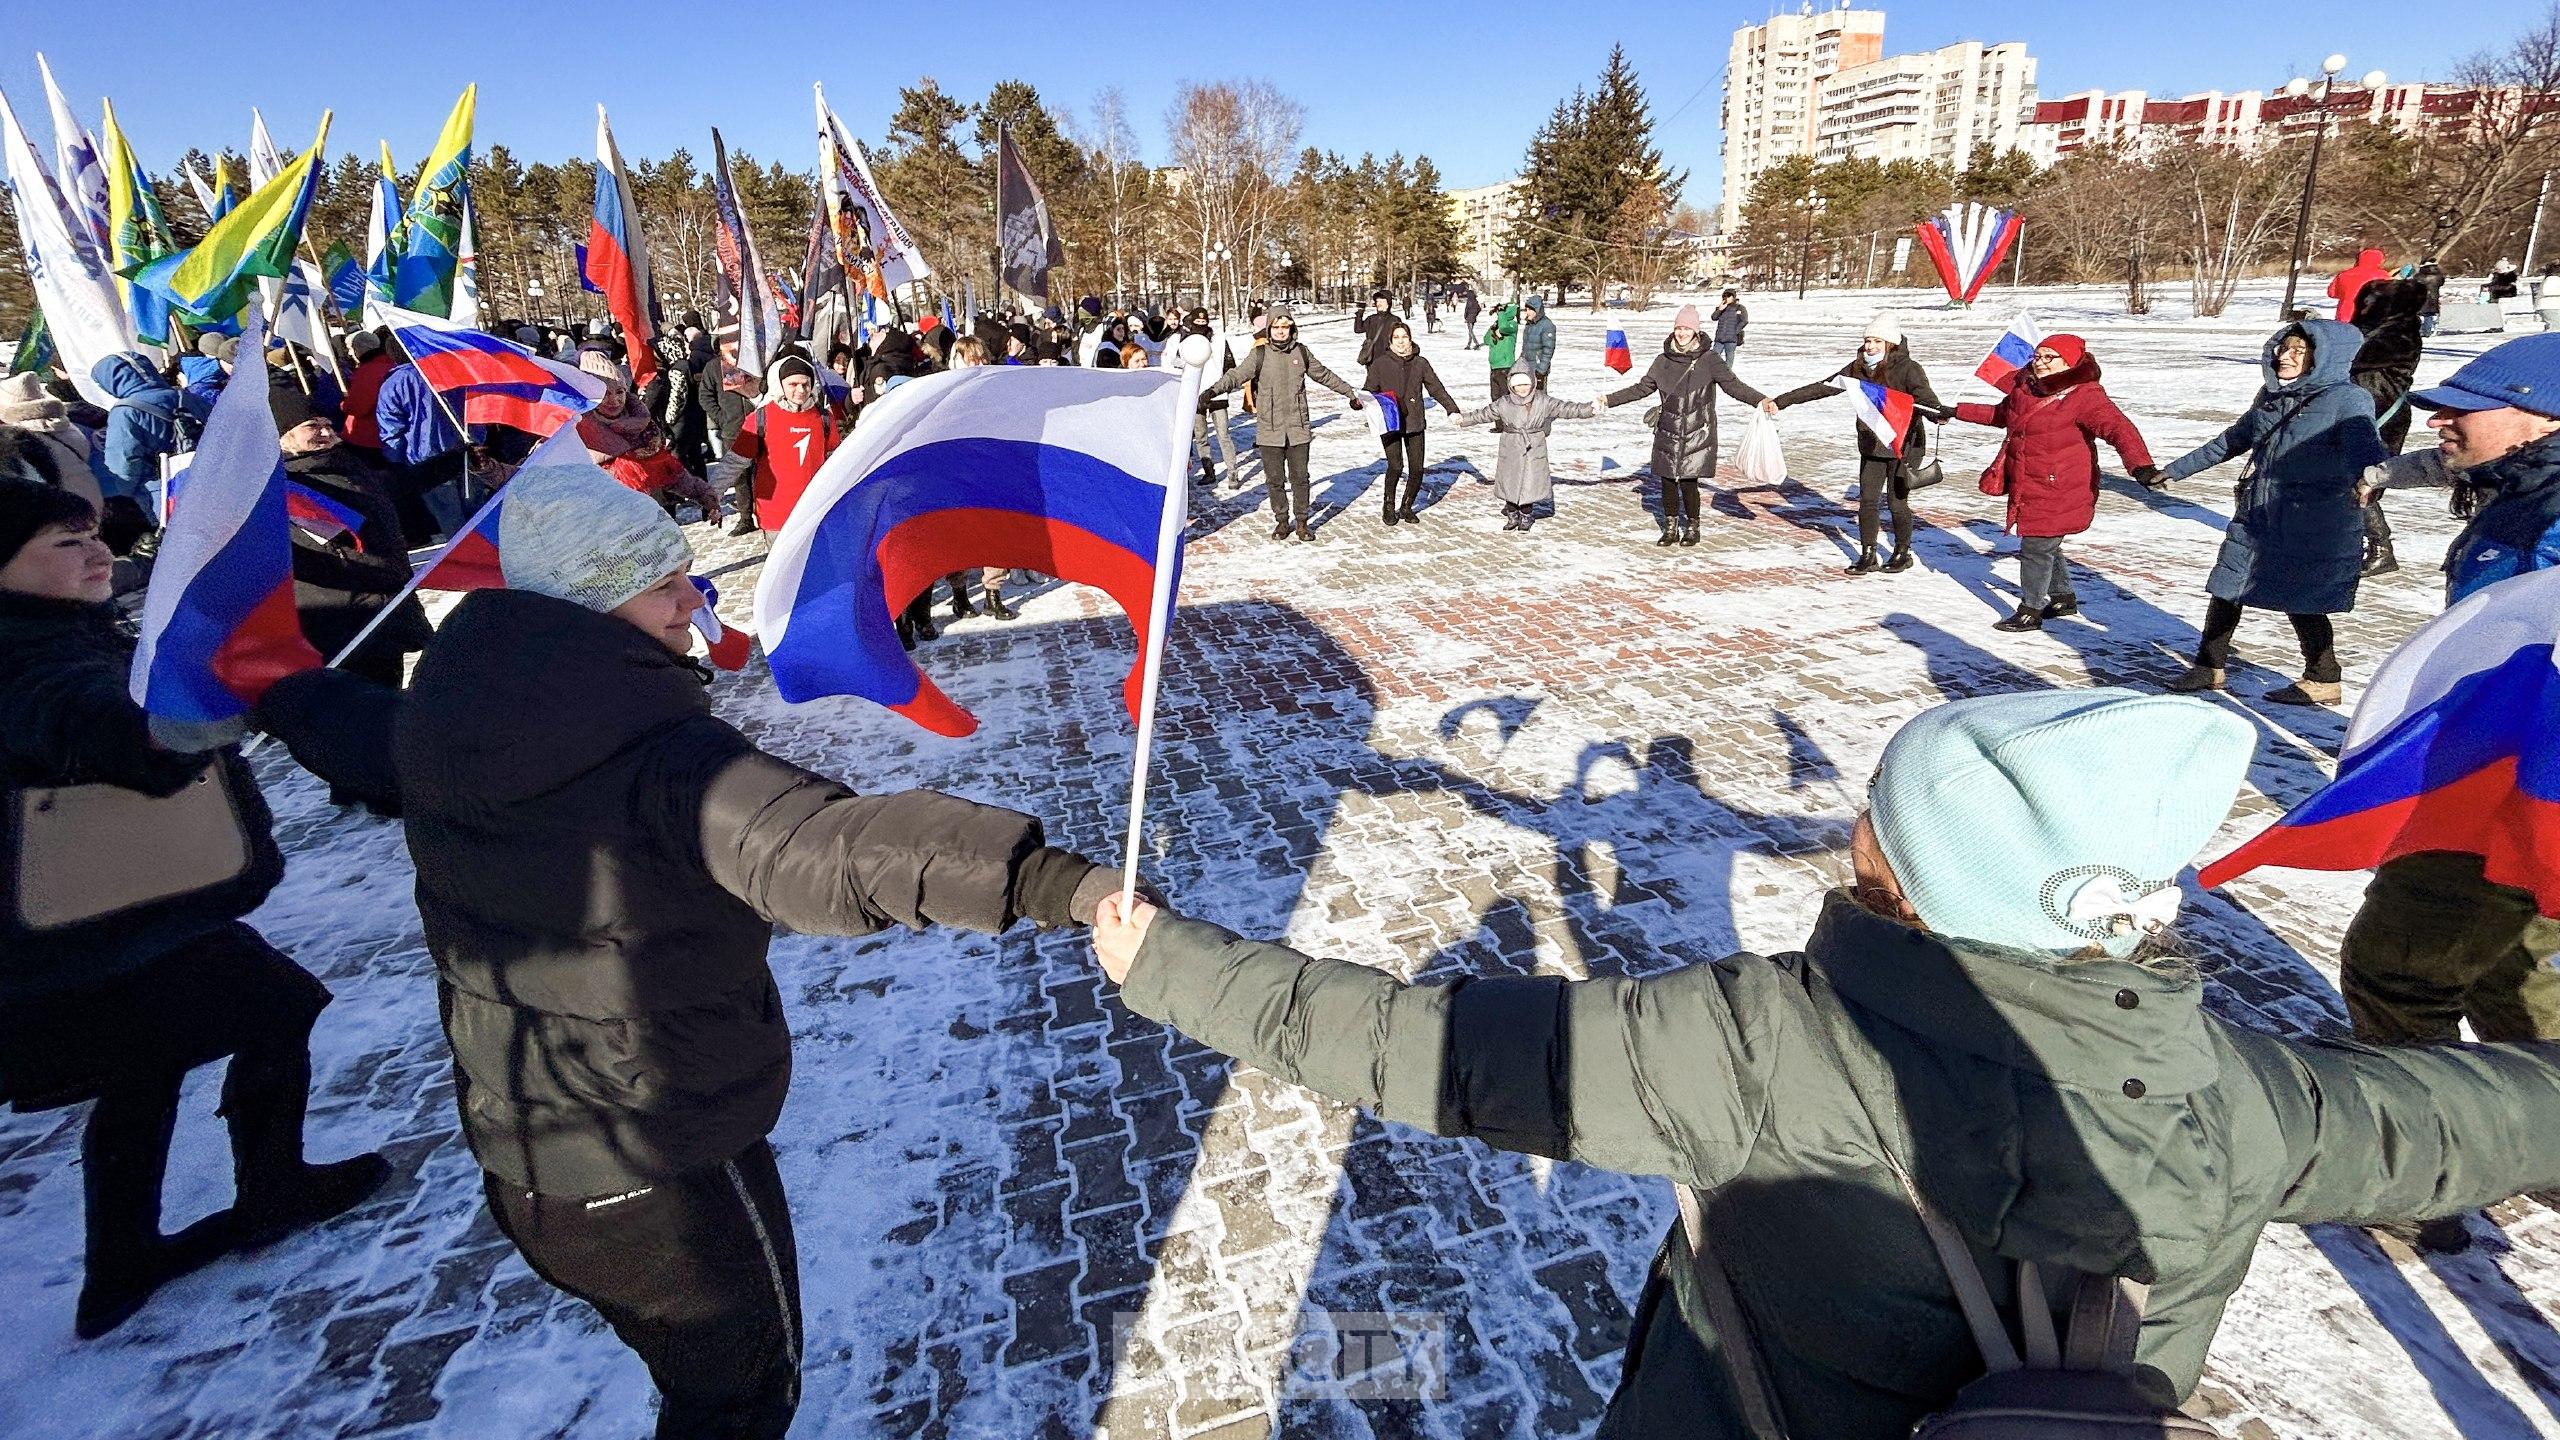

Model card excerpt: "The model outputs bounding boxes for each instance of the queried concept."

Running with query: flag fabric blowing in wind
[754,363,1202,738]
[1915,203,2023,306]
[1849,380,1917,455]
[2199,566,2560,915]
[1603,327,1632,374]
[1976,313,2043,387]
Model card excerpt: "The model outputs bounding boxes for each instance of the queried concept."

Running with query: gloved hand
[2131,464,2163,488]
[1642,405,1661,428]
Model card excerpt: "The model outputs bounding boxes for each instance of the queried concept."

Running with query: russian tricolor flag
[581,106,656,388]
[754,363,1203,737]
[130,313,321,724]
[284,480,368,550]
[383,306,604,437]
[1915,204,2024,306]
[2200,567,2560,914]
[691,576,754,671]
[1361,390,1403,438]
[1850,380,1917,456]
[1976,314,2043,388]
[1604,328,1632,374]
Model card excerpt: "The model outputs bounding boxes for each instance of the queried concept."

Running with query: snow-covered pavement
[5,280,2558,1438]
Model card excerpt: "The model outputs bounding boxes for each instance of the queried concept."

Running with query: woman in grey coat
[1452,367,1611,533]
[1200,305,1364,543]
[2159,318,2388,705]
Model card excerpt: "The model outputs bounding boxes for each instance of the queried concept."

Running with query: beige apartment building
[1719,5,1886,233]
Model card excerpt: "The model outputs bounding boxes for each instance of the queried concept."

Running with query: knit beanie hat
[1868,689,2254,957]
[576,349,631,388]
[495,462,694,614]
[2043,334,2088,366]
[196,332,227,359]
[0,474,97,573]
[0,372,64,426]
[349,330,384,359]
[1864,314,1904,345]
[268,375,323,437]
[1674,304,1701,330]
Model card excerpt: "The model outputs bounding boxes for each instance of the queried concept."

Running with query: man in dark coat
[1710,289,1748,365]
[271,378,430,690]
[2348,276,2429,576]
[1087,688,2560,1440]
[1353,289,1402,366]
[1461,289,1482,349]
[381,461,1121,1439]
[1612,305,1776,547]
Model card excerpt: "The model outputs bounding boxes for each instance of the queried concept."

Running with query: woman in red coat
[1951,334,2160,632]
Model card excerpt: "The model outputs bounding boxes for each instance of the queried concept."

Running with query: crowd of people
[3,238,2560,1438]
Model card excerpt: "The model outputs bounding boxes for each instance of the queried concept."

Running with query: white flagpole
[1119,358,1206,908]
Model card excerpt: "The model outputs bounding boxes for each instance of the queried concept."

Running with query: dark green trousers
[2342,851,2560,1045]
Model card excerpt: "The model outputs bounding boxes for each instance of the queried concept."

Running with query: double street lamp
[2280,54,2388,317]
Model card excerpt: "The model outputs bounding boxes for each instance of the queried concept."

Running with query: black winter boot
[1993,608,2044,633]
[1397,502,1421,524]
[1656,520,1679,547]
[1882,548,1913,573]
[1844,548,1879,575]
[1679,521,1700,547]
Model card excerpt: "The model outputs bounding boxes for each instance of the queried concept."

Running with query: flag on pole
[450,190,480,327]
[1360,390,1402,437]
[392,85,474,316]
[129,311,322,726]
[1915,204,2024,306]
[284,479,369,549]
[994,126,1059,300]
[178,156,219,219]
[1976,313,2043,387]
[1849,380,1917,455]
[2200,568,2560,914]
[363,142,401,326]
[97,97,175,350]
[130,114,332,325]
[324,241,363,311]
[408,423,587,592]
[582,106,657,387]
[9,309,55,379]
[1603,327,1632,373]
[709,127,780,378]
[34,54,109,250]
[0,85,133,404]
[816,85,932,296]
[754,363,1201,736]
[378,305,605,436]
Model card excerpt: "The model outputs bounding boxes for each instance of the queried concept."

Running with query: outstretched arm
[1200,348,1263,402]
[2248,1034,2560,1227]
[1101,903,1763,1186]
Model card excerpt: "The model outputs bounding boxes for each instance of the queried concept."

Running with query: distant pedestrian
[1710,288,1748,366]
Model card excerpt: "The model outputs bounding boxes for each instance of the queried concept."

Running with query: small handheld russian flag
[1849,380,1917,456]
[1975,314,2043,388]
[1362,390,1403,437]
[283,480,368,551]
[2200,567,2560,914]
[1604,328,1632,373]
[690,576,755,671]
[129,312,323,728]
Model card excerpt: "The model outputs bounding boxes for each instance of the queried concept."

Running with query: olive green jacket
[1123,891,2560,1438]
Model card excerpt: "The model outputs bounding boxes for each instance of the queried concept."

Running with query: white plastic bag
[1733,409,1786,487]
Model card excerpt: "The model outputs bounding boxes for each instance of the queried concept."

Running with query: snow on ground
[3,279,2558,1438]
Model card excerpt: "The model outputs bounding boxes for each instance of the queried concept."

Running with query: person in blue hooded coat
[1516,294,1558,388]
[2157,319,2387,705]
[89,353,187,507]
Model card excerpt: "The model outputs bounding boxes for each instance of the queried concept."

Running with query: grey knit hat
[496,462,693,614]
[0,372,64,425]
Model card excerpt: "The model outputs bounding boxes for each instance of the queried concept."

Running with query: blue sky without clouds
[1,0,2534,201]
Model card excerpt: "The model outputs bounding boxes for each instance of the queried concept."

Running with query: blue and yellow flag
[99,98,177,346]
[392,85,474,316]
[130,114,332,325]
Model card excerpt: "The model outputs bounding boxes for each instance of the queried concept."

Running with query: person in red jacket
[1950,334,2158,632]
[709,355,841,536]
[2327,247,2391,323]
[337,331,394,453]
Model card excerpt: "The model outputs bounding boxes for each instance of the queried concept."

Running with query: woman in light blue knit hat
[1088,689,2560,1439]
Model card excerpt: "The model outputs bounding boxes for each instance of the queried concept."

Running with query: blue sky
[1,0,2534,201]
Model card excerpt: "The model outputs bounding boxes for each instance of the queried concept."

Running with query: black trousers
[1856,457,1914,552]
[1260,443,1312,525]
[488,1141,803,1440]
[1659,476,1703,526]
[1380,432,1426,513]
[2195,595,2341,681]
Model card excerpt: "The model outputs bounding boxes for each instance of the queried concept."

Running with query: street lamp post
[1208,243,1232,319]
[2280,55,2384,318]
[526,278,544,326]
[1795,194,1825,301]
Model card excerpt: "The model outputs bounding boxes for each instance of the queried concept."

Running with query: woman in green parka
[1092,688,2560,1439]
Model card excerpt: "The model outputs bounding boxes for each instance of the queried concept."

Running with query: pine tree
[876,80,980,306]
[1408,157,1467,282]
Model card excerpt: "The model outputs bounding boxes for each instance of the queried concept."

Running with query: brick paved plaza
[6,294,2560,1438]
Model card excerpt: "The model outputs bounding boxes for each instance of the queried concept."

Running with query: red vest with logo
[738,403,842,530]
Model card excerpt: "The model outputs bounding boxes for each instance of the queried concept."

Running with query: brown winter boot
[2266,677,2344,707]
[2165,665,2226,694]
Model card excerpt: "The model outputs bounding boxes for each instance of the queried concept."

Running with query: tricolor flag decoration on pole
[2199,567,2560,914]
[755,360,1203,738]
[1603,327,1632,373]
[1360,390,1404,438]
[1849,380,1917,455]
[690,577,755,671]
[283,480,368,550]
[378,305,605,436]
[1914,204,2023,306]
[1975,313,2043,387]
[130,311,322,726]
[583,106,657,387]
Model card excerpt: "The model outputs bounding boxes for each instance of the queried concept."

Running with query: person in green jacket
[1092,689,2560,1439]
[1482,300,1520,400]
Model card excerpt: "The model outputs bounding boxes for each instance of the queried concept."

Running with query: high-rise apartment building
[1719,4,1886,233]
[1813,39,2037,170]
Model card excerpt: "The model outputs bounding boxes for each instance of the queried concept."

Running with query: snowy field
[4,278,2559,1438]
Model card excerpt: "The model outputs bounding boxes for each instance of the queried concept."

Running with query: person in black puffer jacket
[1606,304,1776,548]
[1360,320,1462,525]
[0,479,388,1342]
[1774,316,1948,573]
[373,460,1122,1439]
[2349,276,2429,577]
[270,376,432,690]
